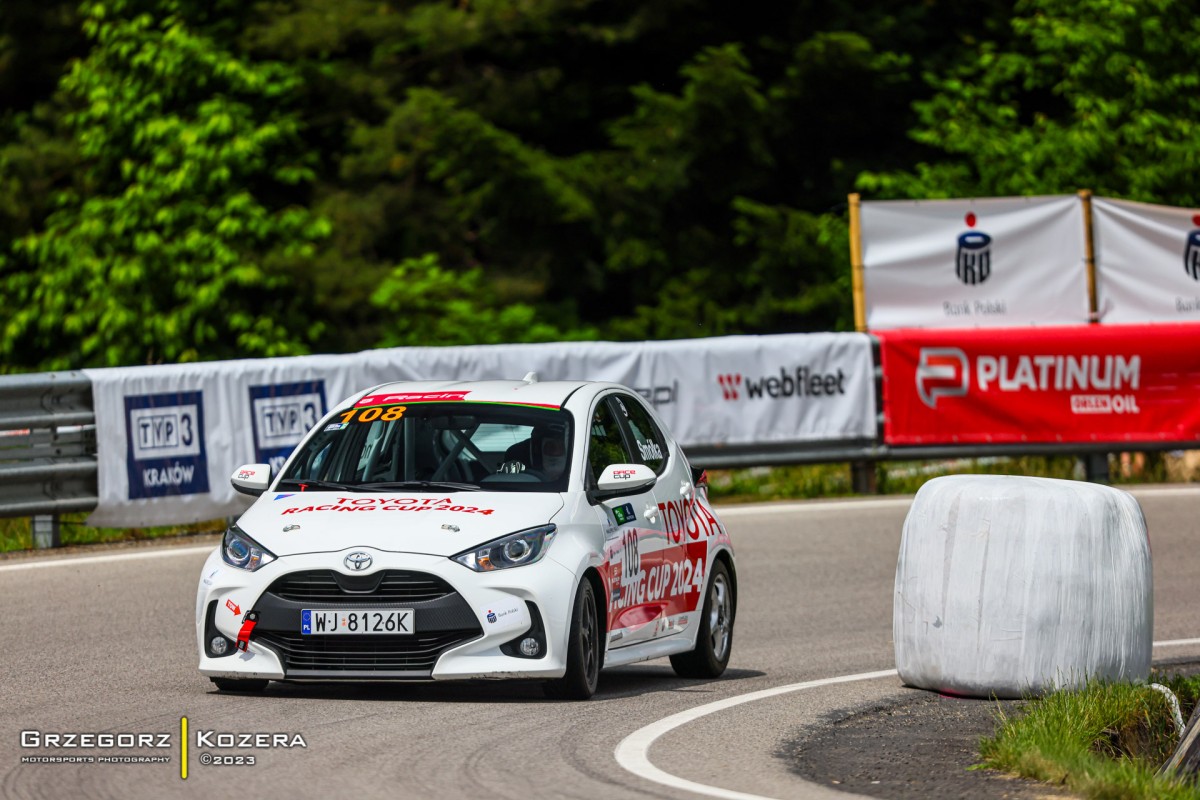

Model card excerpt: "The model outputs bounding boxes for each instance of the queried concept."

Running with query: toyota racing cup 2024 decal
[880,325,1200,445]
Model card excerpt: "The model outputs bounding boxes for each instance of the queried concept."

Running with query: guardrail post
[851,461,878,494]
[1083,453,1110,484]
[31,514,61,549]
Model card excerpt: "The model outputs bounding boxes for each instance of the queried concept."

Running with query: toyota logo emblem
[344,552,373,571]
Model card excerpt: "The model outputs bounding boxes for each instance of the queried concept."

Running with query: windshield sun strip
[351,399,562,411]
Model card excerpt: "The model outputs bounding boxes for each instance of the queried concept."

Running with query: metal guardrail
[0,367,1188,545]
[0,372,98,545]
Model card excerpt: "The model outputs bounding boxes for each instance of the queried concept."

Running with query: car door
[611,392,707,641]
[586,393,669,649]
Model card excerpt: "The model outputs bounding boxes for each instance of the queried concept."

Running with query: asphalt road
[2,486,1198,800]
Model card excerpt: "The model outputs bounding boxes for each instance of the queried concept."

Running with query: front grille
[255,631,478,674]
[252,568,482,678]
[266,570,454,604]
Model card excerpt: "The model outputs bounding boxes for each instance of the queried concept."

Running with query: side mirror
[231,464,272,497]
[589,463,657,502]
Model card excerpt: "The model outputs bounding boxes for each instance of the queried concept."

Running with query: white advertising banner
[861,195,1090,329]
[1093,197,1200,323]
[83,333,875,527]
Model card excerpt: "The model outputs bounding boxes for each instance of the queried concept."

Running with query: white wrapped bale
[894,474,1152,698]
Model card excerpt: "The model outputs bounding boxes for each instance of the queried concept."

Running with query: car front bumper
[196,547,577,682]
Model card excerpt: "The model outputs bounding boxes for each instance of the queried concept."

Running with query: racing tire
[210,677,269,693]
[670,560,734,679]
[543,578,601,700]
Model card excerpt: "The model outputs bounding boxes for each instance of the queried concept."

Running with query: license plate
[301,608,414,635]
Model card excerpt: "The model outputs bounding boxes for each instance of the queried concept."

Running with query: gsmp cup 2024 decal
[124,391,210,499]
[249,381,327,472]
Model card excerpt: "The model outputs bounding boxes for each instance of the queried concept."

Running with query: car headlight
[222,526,277,572]
[451,525,557,572]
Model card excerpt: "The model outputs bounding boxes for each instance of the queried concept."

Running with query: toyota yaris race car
[196,377,736,699]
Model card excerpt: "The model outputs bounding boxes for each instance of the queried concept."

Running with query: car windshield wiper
[358,480,481,492]
[275,477,367,492]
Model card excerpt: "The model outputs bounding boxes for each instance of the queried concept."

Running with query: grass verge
[708,455,1093,504]
[979,675,1200,799]
[0,513,226,554]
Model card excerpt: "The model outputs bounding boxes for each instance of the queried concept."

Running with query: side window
[588,399,633,484]
[613,394,668,474]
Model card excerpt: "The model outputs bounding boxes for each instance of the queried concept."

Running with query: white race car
[196,377,736,699]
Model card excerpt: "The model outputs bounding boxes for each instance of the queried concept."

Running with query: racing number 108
[622,530,639,579]
[337,405,408,425]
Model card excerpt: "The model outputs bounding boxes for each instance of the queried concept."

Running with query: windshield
[280,401,574,493]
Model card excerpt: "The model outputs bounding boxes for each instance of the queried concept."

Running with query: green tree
[859,0,1200,204]
[1,0,328,369]
[242,0,981,343]
[1,0,1038,370]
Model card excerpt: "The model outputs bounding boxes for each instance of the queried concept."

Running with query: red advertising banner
[878,324,1200,445]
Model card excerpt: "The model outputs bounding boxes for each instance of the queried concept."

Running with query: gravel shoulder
[781,687,1074,800]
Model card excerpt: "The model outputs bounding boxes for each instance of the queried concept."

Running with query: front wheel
[670,560,734,679]
[544,578,601,700]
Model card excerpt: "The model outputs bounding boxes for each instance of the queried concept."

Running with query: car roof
[353,379,597,411]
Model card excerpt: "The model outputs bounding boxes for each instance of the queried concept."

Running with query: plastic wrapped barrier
[894,475,1152,698]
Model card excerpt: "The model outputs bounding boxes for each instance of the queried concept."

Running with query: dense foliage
[2,0,1197,369]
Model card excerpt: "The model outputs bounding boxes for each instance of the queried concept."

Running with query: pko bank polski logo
[1185,213,1200,281]
[915,347,1143,413]
[956,212,992,285]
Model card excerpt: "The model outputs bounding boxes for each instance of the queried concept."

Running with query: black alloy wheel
[670,560,734,679]
[544,578,600,700]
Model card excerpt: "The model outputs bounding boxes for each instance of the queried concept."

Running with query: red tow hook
[235,611,259,652]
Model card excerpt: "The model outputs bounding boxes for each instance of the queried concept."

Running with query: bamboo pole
[1078,189,1099,323]
[848,193,866,332]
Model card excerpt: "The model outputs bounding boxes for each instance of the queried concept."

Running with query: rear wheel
[210,677,269,693]
[670,560,734,678]
[544,578,601,700]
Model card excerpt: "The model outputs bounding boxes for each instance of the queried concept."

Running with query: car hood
[237,491,566,558]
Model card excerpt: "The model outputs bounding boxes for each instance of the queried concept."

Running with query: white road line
[614,669,898,800]
[617,634,1200,800]
[0,544,214,573]
[1126,486,1200,497]
[1154,638,1200,648]
[715,485,1200,520]
[716,498,913,517]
